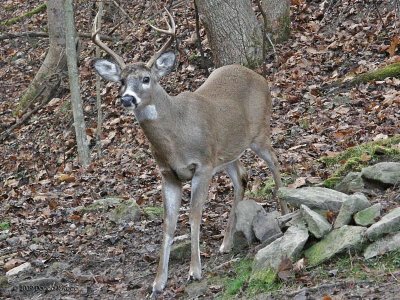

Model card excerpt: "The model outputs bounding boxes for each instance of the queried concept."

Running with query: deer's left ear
[152,52,176,78]
[93,59,122,82]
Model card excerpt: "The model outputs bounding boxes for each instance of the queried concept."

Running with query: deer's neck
[134,84,175,149]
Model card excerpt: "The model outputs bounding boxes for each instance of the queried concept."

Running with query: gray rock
[170,241,191,262]
[278,187,347,211]
[361,162,400,186]
[252,211,282,243]
[364,232,400,259]
[232,231,250,254]
[334,193,370,228]
[354,203,382,226]
[46,262,70,276]
[365,207,400,241]
[277,210,302,229]
[235,200,266,243]
[185,280,208,299]
[253,224,308,272]
[6,262,32,277]
[108,199,141,224]
[82,197,122,212]
[304,226,367,266]
[335,172,365,194]
[301,205,331,238]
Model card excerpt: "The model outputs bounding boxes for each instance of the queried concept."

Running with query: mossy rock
[108,199,141,224]
[304,225,367,266]
[170,241,191,262]
[82,197,122,213]
[143,206,164,220]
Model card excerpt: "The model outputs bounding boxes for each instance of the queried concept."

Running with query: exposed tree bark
[195,0,263,67]
[95,1,104,157]
[18,0,67,114]
[64,0,90,167]
[261,0,291,43]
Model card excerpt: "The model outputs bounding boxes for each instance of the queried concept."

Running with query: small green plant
[143,206,164,220]
[0,220,10,231]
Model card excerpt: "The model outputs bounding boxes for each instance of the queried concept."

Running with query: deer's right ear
[93,59,122,82]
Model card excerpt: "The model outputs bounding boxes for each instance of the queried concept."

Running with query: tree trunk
[64,0,90,167]
[262,0,290,43]
[18,0,67,113]
[195,0,263,67]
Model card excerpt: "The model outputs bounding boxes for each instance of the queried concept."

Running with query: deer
[91,8,288,297]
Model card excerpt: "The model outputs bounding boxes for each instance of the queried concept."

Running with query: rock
[0,275,9,288]
[82,197,122,212]
[354,203,382,226]
[334,193,370,228]
[232,231,250,254]
[365,207,400,241]
[170,241,191,262]
[235,200,266,243]
[46,262,70,276]
[252,211,282,243]
[18,277,61,293]
[335,172,365,194]
[304,226,367,266]
[253,225,308,272]
[6,262,32,277]
[108,199,141,224]
[361,162,400,186]
[185,280,208,299]
[364,232,400,259]
[277,210,302,229]
[300,205,331,239]
[278,187,347,211]
[4,258,25,271]
[6,236,20,246]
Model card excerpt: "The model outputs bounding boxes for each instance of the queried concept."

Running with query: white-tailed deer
[92,8,288,297]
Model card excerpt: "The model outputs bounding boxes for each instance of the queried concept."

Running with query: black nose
[121,95,136,107]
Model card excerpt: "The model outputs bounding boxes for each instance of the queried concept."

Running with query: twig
[0,31,116,41]
[194,1,209,76]
[256,0,267,75]
[266,33,278,63]
[0,85,47,142]
[372,0,384,26]
[112,0,135,25]
[212,257,241,271]
[95,1,104,157]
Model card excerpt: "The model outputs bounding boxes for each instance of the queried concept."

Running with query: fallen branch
[0,31,116,41]
[350,62,400,85]
[0,3,47,26]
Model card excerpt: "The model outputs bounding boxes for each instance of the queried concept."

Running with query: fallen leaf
[387,36,400,57]
[288,177,307,188]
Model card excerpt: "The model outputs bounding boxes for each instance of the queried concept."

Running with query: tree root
[0,3,47,27]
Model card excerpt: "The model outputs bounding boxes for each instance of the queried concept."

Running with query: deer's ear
[152,52,176,78]
[93,59,122,82]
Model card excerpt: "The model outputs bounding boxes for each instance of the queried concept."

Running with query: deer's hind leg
[219,160,248,253]
[250,139,289,215]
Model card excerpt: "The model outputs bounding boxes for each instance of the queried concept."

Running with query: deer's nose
[121,95,136,107]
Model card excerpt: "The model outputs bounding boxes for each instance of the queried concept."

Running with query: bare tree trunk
[195,0,262,67]
[64,0,90,167]
[18,0,67,113]
[262,0,291,43]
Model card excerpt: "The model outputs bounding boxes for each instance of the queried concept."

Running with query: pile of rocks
[233,162,400,277]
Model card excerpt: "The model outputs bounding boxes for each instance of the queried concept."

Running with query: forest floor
[0,0,400,299]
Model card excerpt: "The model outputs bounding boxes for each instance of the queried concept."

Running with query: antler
[146,8,176,68]
[92,9,126,69]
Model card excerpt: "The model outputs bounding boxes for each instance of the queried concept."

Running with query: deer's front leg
[152,172,182,295]
[189,166,213,280]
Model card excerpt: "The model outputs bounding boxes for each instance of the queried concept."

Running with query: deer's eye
[120,79,125,85]
[142,77,150,84]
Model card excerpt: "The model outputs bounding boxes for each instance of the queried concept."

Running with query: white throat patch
[135,105,158,122]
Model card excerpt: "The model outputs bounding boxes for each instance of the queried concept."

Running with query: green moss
[320,135,400,182]
[0,3,47,26]
[323,176,341,188]
[0,220,10,231]
[143,206,164,220]
[247,174,293,198]
[353,62,400,84]
[248,268,281,295]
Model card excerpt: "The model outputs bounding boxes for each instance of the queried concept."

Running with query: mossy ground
[320,135,400,188]
[216,250,400,298]
[143,206,164,220]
